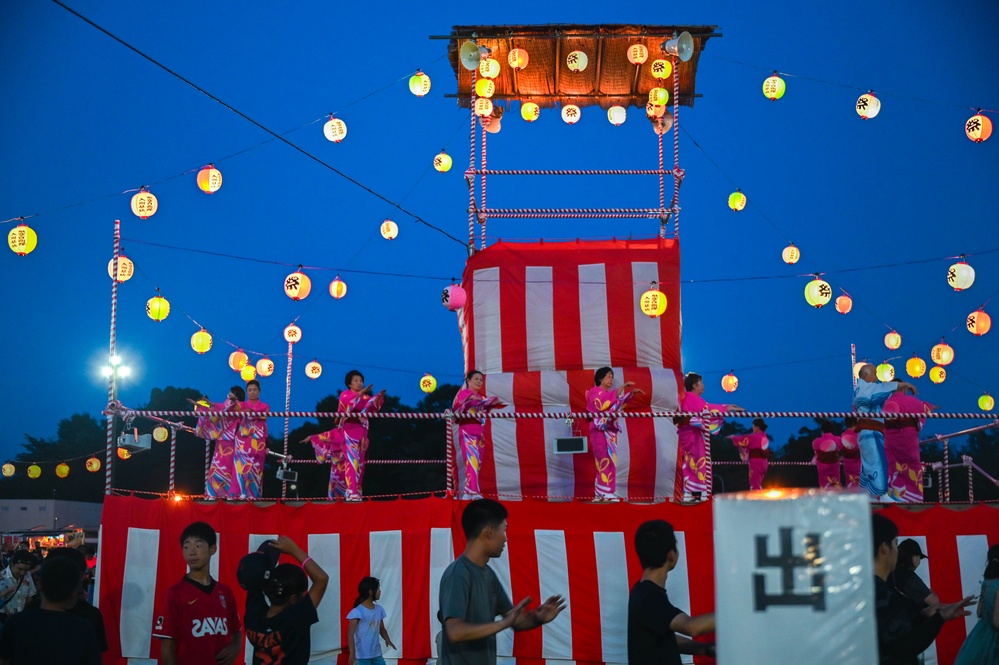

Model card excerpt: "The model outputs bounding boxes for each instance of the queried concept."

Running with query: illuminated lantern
[856,92,880,119]
[153,427,169,443]
[876,362,895,382]
[380,219,398,240]
[305,360,322,379]
[256,357,275,377]
[284,270,312,300]
[966,113,992,143]
[762,73,786,101]
[7,223,38,256]
[408,70,431,97]
[1,463,13,477]
[55,463,70,478]
[652,112,674,135]
[728,189,746,211]
[191,328,213,354]
[835,294,853,314]
[473,98,493,118]
[86,457,101,472]
[117,448,131,461]
[639,284,668,317]
[521,102,540,122]
[650,59,672,79]
[648,87,670,107]
[905,355,926,379]
[607,106,627,126]
[323,117,348,143]
[947,256,975,291]
[474,78,496,99]
[329,275,347,299]
[566,51,588,72]
[507,48,529,70]
[478,57,500,79]
[228,349,248,371]
[107,256,135,282]
[930,340,954,366]
[967,309,992,336]
[646,102,666,118]
[561,104,581,125]
[627,44,649,65]
[27,464,41,479]
[283,323,302,343]
[197,165,222,193]
[433,150,452,173]
[721,372,739,393]
[853,361,867,379]
[420,374,437,393]
[781,244,800,265]
[884,331,902,350]
[146,295,170,322]
[980,393,995,412]
[442,284,466,311]
[804,277,832,308]
[240,364,257,381]
[929,366,946,384]
[130,187,158,219]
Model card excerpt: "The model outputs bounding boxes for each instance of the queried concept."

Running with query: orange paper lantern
[55,463,70,478]
[284,270,312,300]
[930,340,954,366]
[86,457,101,472]
[721,373,739,393]
[835,295,853,315]
[197,165,222,193]
[329,276,347,299]
[228,350,248,371]
[967,309,992,336]
[884,331,902,350]
[905,355,926,379]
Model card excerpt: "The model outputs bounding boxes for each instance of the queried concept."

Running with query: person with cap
[0,549,38,621]
[954,543,999,664]
[890,539,940,612]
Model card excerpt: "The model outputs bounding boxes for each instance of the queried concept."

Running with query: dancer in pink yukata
[840,416,861,489]
[189,386,244,498]
[339,370,385,501]
[811,422,843,489]
[676,372,743,500]
[729,418,770,490]
[585,367,641,501]
[452,370,507,500]
[882,388,936,502]
[303,425,348,499]
[234,380,269,499]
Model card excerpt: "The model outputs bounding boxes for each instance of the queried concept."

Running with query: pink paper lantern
[442,284,466,311]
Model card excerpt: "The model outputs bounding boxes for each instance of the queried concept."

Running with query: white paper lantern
[561,104,581,125]
[566,51,588,72]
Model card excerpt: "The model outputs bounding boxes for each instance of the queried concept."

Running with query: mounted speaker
[662,31,694,62]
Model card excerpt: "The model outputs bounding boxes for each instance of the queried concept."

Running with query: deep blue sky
[1,1,997,465]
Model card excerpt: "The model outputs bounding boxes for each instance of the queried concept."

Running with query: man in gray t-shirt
[438,499,565,665]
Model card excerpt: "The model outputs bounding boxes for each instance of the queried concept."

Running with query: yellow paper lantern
[153,426,169,442]
[763,73,786,101]
[876,362,895,382]
[409,70,431,97]
[521,102,540,122]
[929,366,947,384]
[566,50,588,72]
[966,113,992,143]
[606,106,627,126]
[240,364,257,381]
[323,117,347,143]
[853,361,867,379]
[305,360,322,379]
[648,87,670,107]
[256,357,275,377]
[55,463,70,479]
[2,463,14,477]
[561,105,581,125]
[967,309,992,336]
[283,323,302,344]
[229,349,248,371]
[884,331,902,351]
[905,355,926,379]
[474,98,494,117]
[721,373,739,393]
[146,295,170,322]
[639,285,668,318]
[86,457,101,472]
[980,393,995,412]
[107,256,135,282]
[835,295,853,315]
[329,276,347,299]
[474,78,495,99]
[284,270,312,300]
[507,48,529,70]
[627,44,649,65]
[728,189,746,211]
[7,223,38,256]
[947,257,975,291]
[930,340,954,366]
[197,165,222,193]
[433,150,453,173]
[856,92,881,119]
[781,244,800,265]
[117,448,131,460]
[478,57,500,79]
[650,59,672,79]
[420,373,437,393]
[130,187,158,219]
[804,277,832,308]
[380,219,399,240]
[191,328,213,354]
[27,464,41,479]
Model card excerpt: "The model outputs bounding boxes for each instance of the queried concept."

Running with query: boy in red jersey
[153,522,242,665]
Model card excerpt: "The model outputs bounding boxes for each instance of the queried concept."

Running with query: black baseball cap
[898,538,927,560]
[236,540,280,592]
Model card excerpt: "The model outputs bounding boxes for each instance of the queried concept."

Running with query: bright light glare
[765,489,784,499]
[116,366,131,378]
[110,355,122,366]
[100,367,113,377]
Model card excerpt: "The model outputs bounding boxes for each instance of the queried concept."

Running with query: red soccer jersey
[153,577,241,665]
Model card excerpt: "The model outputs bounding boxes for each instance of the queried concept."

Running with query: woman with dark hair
[188,385,245,498]
[585,367,642,501]
[954,543,999,663]
[233,379,269,499]
[676,372,742,500]
[452,370,507,500]
[347,576,395,665]
[728,418,770,490]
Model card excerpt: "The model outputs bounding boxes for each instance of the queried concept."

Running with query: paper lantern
[442,284,466,311]
[228,350,248,371]
[7,223,38,256]
[967,309,992,336]
[781,244,800,265]
[478,57,500,79]
[650,59,672,79]
[240,364,257,381]
[283,323,302,343]
[648,87,670,107]
[153,426,169,443]
[409,70,431,97]
[876,362,895,382]
[884,331,902,350]
[929,366,946,384]
[627,44,649,65]
[107,256,135,282]
[521,102,540,122]
[566,50,588,72]
[117,448,131,461]
[721,373,739,393]
[197,165,222,193]
[145,295,170,321]
[979,392,995,412]
[55,463,70,478]
[508,48,529,70]
[434,150,452,173]
[905,355,926,379]
[130,187,158,219]
[256,357,275,377]
[652,112,674,135]
[86,457,101,472]
[646,102,667,119]
[483,115,502,134]
[420,374,437,393]
[804,277,832,308]
[380,219,398,240]
[27,464,41,479]
[947,257,975,291]
[305,360,322,379]
[323,117,348,143]
[284,270,312,300]
[835,295,853,315]
[473,98,493,118]
[329,276,347,299]
[639,285,668,317]
[1,463,13,477]
[474,78,495,99]
[728,189,746,211]
[930,340,954,366]
[191,328,213,354]
[856,92,880,119]
[607,106,627,126]
[853,361,867,379]
[966,113,992,143]
[763,74,786,101]
[561,105,581,125]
